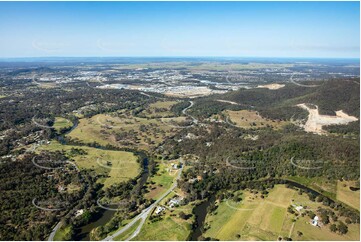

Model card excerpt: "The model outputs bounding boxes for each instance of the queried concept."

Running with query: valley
[0,58,359,241]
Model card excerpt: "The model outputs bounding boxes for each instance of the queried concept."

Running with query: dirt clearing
[297,103,358,135]
[257,83,285,90]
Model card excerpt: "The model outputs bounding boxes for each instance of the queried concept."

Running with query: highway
[48,222,62,241]
[103,160,184,241]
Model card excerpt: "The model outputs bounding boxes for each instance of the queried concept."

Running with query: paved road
[290,74,319,87]
[182,101,198,124]
[103,160,184,241]
[48,222,62,241]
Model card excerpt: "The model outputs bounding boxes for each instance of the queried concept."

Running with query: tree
[308,211,315,219]
[321,214,330,225]
[337,221,348,235]
[330,224,337,233]
[179,212,187,220]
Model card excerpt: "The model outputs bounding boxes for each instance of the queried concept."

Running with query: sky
[0,1,359,58]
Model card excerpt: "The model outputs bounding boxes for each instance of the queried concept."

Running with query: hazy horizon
[0,1,359,58]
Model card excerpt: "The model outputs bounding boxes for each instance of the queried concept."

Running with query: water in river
[190,195,216,241]
[74,209,116,241]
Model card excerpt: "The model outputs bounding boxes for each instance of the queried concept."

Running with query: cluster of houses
[0,154,16,162]
[13,130,49,148]
[154,196,184,215]
[291,204,320,227]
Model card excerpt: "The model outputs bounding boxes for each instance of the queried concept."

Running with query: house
[311,215,319,226]
[75,209,84,217]
[57,185,66,192]
[155,206,165,215]
[188,178,197,183]
[171,163,181,169]
[168,197,183,208]
[292,204,303,212]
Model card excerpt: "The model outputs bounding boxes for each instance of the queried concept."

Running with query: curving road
[103,160,183,241]
[290,74,320,87]
[182,101,198,124]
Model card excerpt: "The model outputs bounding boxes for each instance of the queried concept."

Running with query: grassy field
[226,110,289,129]
[204,185,295,240]
[141,101,178,118]
[145,161,178,200]
[52,117,73,133]
[132,202,194,241]
[37,141,140,188]
[336,180,360,211]
[67,110,186,150]
[204,185,360,241]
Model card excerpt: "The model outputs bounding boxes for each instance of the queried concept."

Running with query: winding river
[52,118,150,241]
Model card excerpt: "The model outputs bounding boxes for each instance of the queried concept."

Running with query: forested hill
[224,78,360,118]
[188,78,359,122]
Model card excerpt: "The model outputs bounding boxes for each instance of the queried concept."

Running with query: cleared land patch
[297,103,358,135]
[257,83,285,90]
[67,111,186,150]
[226,110,289,129]
[141,101,178,118]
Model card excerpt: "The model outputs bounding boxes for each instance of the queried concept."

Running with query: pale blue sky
[0,1,359,58]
